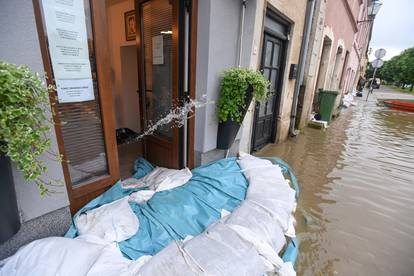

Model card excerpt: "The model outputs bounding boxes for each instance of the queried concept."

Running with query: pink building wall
[323,0,371,97]
[325,0,359,91]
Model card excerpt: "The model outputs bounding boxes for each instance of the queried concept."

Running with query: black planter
[217,86,253,150]
[0,154,21,243]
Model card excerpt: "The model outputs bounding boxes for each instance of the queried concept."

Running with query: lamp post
[358,0,383,24]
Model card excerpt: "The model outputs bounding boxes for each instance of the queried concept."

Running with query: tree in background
[365,47,414,91]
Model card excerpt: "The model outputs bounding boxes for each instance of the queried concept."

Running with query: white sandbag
[0,236,152,276]
[249,198,291,232]
[75,196,139,243]
[238,153,285,182]
[129,190,156,204]
[155,167,192,192]
[238,152,296,233]
[129,167,192,204]
[224,200,286,253]
[0,237,105,276]
[137,241,203,276]
[123,167,192,190]
[247,178,296,214]
[285,215,297,238]
[121,177,149,189]
[226,224,285,273]
[182,222,266,276]
[278,262,297,276]
[87,244,151,276]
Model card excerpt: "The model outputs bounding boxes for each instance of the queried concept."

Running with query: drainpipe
[237,0,247,68]
[289,0,316,136]
[226,0,247,158]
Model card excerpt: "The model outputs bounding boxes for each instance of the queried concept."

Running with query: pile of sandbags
[137,153,297,276]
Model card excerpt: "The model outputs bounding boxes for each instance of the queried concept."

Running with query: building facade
[0,0,373,258]
[296,0,374,129]
[195,0,308,163]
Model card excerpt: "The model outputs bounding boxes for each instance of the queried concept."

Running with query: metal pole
[237,0,247,67]
[182,6,190,167]
[289,0,316,136]
[366,67,377,101]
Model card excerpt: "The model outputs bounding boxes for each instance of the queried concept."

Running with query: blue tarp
[65,156,300,264]
[65,157,248,259]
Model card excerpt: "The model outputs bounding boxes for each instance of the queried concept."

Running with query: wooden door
[135,0,183,168]
[33,0,120,213]
[252,33,284,151]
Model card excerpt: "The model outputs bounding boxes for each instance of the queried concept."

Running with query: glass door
[35,0,120,213]
[136,0,180,168]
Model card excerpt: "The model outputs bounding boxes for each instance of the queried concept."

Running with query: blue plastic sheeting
[65,156,300,266]
[133,157,154,179]
[282,238,299,264]
[65,157,248,259]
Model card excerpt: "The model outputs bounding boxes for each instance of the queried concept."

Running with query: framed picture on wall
[124,10,136,41]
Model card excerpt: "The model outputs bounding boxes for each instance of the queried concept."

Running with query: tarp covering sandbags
[65,157,249,259]
[0,154,299,275]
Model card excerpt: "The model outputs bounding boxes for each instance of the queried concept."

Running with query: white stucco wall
[195,0,254,154]
[0,0,69,222]
[195,0,307,158]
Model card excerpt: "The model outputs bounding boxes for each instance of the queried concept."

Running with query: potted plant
[0,61,59,242]
[217,68,269,150]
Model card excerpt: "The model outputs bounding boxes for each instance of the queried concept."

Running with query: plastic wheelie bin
[318,90,338,122]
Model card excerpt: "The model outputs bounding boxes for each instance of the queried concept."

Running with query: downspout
[226,0,247,158]
[237,0,247,67]
[289,0,316,136]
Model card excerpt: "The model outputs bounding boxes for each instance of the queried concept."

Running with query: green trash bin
[318,90,338,122]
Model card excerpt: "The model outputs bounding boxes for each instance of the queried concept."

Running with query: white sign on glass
[56,79,95,103]
[152,35,164,65]
[42,0,94,103]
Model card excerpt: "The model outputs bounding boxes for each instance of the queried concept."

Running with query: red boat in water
[383,100,414,112]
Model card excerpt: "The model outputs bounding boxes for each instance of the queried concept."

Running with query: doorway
[312,36,332,112]
[136,0,179,169]
[107,0,197,179]
[35,0,196,213]
[251,13,287,152]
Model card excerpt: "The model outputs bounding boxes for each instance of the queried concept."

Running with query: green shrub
[217,68,269,123]
[0,61,61,196]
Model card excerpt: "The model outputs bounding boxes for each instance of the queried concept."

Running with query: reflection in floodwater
[256,99,414,275]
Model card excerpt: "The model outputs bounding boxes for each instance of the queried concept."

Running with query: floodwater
[256,98,414,275]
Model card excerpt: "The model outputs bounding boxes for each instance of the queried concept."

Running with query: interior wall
[120,46,141,132]
[106,0,140,132]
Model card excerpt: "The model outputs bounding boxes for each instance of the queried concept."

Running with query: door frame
[135,0,196,169]
[33,0,120,213]
[251,12,288,152]
[33,0,196,213]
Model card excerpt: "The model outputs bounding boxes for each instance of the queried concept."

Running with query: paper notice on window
[56,78,94,103]
[152,35,164,65]
[42,0,91,79]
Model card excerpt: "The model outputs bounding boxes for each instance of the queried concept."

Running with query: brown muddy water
[256,99,414,275]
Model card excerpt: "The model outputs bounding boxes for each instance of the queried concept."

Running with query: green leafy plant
[0,61,61,196]
[218,68,270,123]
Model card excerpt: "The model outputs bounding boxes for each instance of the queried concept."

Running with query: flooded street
[256,91,414,275]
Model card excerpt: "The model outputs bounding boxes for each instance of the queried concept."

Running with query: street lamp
[358,0,382,23]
